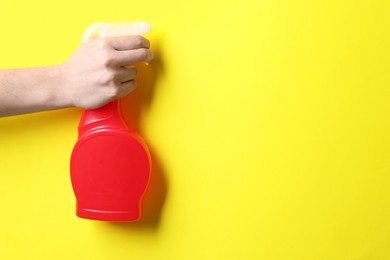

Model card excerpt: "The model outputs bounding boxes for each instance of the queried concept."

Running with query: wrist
[49,64,74,109]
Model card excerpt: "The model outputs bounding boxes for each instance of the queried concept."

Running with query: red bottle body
[70,100,151,221]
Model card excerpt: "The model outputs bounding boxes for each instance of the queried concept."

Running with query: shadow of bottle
[109,45,168,230]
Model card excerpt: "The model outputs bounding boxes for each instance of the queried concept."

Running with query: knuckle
[96,41,115,67]
[107,92,118,101]
[102,56,115,68]
[107,86,121,99]
[98,38,111,48]
[99,71,115,85]
[92,38,110,52]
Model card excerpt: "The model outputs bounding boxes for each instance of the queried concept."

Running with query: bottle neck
[78,100,127,136]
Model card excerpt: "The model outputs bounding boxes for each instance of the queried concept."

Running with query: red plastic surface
[70,100,151,221]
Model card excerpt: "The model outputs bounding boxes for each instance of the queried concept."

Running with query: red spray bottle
[70,22,152,222]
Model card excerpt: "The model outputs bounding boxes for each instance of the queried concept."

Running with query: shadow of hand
[119,46,168,229]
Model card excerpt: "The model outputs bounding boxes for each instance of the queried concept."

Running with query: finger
[114,67,138,83]
[108,35,150,51]
[118,80,137,98]
[114,48,154,66]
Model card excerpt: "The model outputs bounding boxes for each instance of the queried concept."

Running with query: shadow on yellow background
[121,45,168,229]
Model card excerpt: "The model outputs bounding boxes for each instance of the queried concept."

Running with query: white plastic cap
[82,22,151,42]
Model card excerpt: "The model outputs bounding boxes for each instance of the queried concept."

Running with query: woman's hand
[59,35,154,109]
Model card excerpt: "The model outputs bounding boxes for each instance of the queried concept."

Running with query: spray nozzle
[82,22,151,42]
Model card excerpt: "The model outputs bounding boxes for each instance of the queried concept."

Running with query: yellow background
[0,0,390,259]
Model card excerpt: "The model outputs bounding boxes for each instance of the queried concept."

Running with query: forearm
[0,66,71,117]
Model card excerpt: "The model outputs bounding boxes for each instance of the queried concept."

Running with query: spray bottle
[70,22,152,222]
